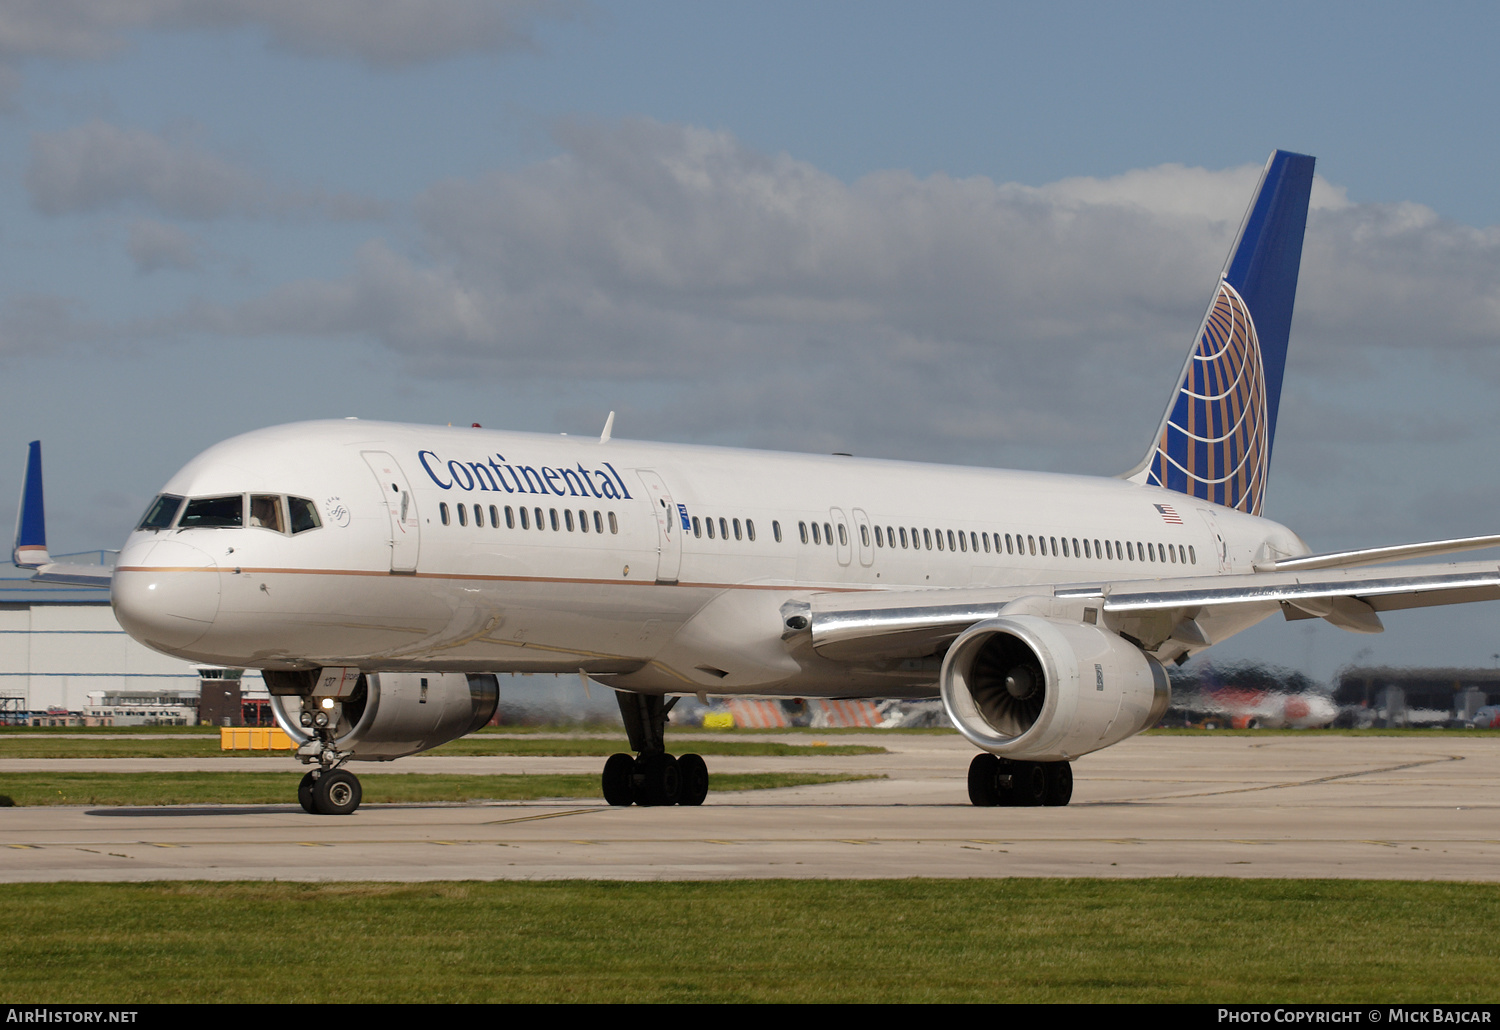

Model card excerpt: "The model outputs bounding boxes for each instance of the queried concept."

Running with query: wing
[791,556,1500,664]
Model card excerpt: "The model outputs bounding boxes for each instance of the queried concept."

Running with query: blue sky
[2,1,1499,681]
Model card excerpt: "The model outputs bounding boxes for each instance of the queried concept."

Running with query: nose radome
[112,539,221,653]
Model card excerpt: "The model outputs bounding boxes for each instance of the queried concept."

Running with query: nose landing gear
[291,694,362,816]
[298,768,363,815]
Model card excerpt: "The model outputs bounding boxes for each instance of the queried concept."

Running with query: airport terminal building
[0,556,266,725]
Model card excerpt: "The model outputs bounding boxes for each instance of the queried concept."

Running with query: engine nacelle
[270,672,499,761]
[940,616,1169,761]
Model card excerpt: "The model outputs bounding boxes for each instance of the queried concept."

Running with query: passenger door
[635,469,682,584]
[363,451,420,573]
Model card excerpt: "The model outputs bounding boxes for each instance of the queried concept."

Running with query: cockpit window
[180,495,244,529]
[288,497,321,534]
[249,495,285,533]
[137,494,184,531]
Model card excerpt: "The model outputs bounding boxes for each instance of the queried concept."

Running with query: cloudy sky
[2,1,1499,681]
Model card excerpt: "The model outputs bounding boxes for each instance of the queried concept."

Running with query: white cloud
[126,218,199,272]
[0,0,578,68]
[17,120,1500,474]
[27,121,384,221]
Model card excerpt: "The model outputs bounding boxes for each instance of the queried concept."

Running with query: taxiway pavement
[2,733,1497,881]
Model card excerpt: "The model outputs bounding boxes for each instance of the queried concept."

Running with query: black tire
[967,753,1002,806]
[632,752,680,807]
[677,753,709,806]
[297,771,318,814]
[313,769,362,815]
[1010,761,1047,807]
[602,752,635,806]
[1042,761,1073,807]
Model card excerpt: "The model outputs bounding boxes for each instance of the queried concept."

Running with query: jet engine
[940,616,1170,761]
[269,671,499,760]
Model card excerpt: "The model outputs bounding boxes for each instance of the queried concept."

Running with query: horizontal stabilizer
[1272,534,1500,571]
[31,563,114,589]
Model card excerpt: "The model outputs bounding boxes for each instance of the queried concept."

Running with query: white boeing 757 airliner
[17,151,1500,815]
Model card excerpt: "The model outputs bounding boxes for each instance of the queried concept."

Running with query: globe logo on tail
[1143,280,1269,516]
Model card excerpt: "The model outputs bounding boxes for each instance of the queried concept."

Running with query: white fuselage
[110,419,1308,696]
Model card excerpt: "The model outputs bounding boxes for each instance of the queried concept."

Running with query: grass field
[0,734,885,759]
[3,879,1496,1003]
[0,771,878,806]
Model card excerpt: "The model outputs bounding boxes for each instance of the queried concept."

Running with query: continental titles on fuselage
[416,451,634,501]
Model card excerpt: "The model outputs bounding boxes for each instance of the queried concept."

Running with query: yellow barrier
[219,727,295,751]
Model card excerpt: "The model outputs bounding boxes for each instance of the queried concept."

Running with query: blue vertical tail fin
[13,440,50,567]
[1126,149,1315,516]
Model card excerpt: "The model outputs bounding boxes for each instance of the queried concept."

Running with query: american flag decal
[1154,503,1184,525]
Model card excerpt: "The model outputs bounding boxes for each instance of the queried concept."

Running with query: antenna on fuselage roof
[600,411,615,444]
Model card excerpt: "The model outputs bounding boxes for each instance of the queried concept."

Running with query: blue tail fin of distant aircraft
[13,440,50,568]
[1128,150,1315,516]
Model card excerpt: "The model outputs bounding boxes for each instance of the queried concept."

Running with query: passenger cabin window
[180,495,243,529]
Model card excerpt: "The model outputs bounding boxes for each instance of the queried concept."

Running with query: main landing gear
[967,753,1073,807]
[603,692,710,807]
